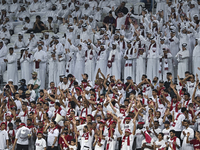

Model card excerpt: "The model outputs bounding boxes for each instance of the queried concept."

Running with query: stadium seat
[14,25,23,34]
[10,34,18,43]
[23,33,30,44]
[30,15,36,23]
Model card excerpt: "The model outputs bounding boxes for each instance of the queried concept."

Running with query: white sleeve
[43,139,47,148]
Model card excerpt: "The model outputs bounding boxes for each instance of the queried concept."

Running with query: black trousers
[47,146,58,150]
[16,144,28,150]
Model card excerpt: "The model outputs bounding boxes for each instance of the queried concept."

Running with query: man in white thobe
[124,41,136,80]
[84,42,96,82]
[20,48,32,83]
[94,44,108,78]
[33,44,47,89]
[146,36,159,81]
[0,41,7,76]
[4,47,18,85]
[181,120,194,150]
[68,41,85,82]
[193,39,200,76]
[176,43,189,78]
[107,42,121,80]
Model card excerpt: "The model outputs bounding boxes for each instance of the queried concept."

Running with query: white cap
[8,79,13,82]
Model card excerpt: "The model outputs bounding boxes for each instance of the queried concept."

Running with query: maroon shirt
[190,139,200,150]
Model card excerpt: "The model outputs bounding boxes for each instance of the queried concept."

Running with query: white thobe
[33,50,47,89]
[176,50,189,78]
[107,47,121,80]
[161,53,173,82]
[0,44,8,75]
[85,49,96,82]
[47,55,57,86]
[193,40,200,76]
[71,45,85,81]
[94,49,108,79]
[136,52,146,84]
[65,51,75,76]
[181,127,194,150]
[20,52,32,83]
[6,53,18,85]
[147,43,159,81]
[124,48,136,81]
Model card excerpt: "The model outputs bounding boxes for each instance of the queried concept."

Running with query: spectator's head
[0,122,6,130]
[62,3,67,9]
[120,1,126,8]
[109,10,113,17]
[158,133,164,140]
[112,43,117,50]
[141,74,147,81]
[31,71,37,80]
[182,43,187,50]
[183,119,190,128]
[25,90,31,98]
[89,16,93,22]
[34,0,38,3]
[84,2,89,9]
[50,82,55,88]
[47,16,53,23]
[166,72,172,80]
[154,121,159,128]
[55,102,60,109]
[70,139,76,146]
[9,47,14,55]
[36,15,41,22]
[152,89,158,96]
[184,92,190,100]
[8,122,13,130]
[50,121,56,128]
[25,17,30,23]
[38,44,43,51]
[152,76,158,83]
[22,103,27,111]
[28,84,34,90]
[195,131,200,139]
[181,107,188,115]
[169,129,176,138]
[18,33,23,40]
[0,41,3,48]
[37,132,43,139]
[2,0,6,4]
[39,89,44,97]
[75,5,80,11]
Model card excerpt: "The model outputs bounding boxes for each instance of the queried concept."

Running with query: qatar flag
[144,131,152,143]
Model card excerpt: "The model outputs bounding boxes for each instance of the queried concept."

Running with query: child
[61,134,78,150]
[35,132,47,150]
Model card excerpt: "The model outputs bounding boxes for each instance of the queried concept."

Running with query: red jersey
[58,135,73,148]
[190,139,200,150]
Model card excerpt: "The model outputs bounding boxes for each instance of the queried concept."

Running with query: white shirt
[174,113,185,131]
[69,145,77,150]
[162,128,171,142]
[47,128,59,146]
[35,138,46,150]
[167,137,181,150]
[155,139,165,150]
[0,129,9,149]
[16,126,31,145]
